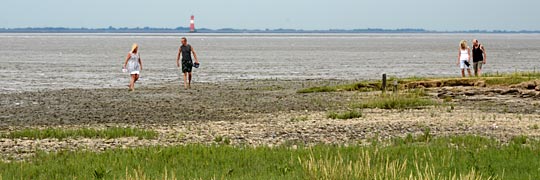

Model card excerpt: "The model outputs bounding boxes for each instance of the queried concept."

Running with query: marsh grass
[297,71,540,94]
[213,135,231,145]
[299,149,493,180]
[352,93,437,110]
[481,72,540,86]
[0,127,158,140]
[398,71,540,87]
[297,82,380,93]
[290,115,309,122]
[2,135,539,179]
[327,110,363,119]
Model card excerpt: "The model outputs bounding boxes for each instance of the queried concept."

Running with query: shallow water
[1,33,539,92]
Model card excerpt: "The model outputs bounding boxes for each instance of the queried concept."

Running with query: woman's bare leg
[134,74,139,83]
[461,69,465,77]
[129,74,135,91]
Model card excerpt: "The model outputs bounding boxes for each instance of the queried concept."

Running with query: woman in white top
[457,40,472,77]
[123,43,143,91]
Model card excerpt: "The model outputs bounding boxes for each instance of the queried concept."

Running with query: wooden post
[393,80,398,94]
[382,74,387,93]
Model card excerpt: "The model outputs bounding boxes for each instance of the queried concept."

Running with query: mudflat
[1,79,540,161]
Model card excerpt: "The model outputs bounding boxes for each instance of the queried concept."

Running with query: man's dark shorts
[182,60,193,73]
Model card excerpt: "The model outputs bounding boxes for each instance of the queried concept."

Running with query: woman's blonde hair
[131,43,138,53]
[460,40,467,50]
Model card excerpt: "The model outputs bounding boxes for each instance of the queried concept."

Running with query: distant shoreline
[1,27,540,34]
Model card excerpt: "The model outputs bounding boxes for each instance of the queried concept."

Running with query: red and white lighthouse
[189,15,196,33]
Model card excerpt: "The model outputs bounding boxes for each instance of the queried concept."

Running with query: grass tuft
[0,127,158,140]
[510,135,528,145]
[327,110,363,119]
[299,149,493,180]
[478,71,540,86]
[290,116,309,122]
[352,93,436,110]
[297,82,380,93]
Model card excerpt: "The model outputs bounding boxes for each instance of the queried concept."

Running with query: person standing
[176,37,199,89]
[472,39,487,76]
[123,43,143,91]
[457,40,472,77]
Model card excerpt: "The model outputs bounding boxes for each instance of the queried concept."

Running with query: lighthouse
[189,15,196,33]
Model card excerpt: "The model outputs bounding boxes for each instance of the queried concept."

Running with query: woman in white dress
[457,40,472,77]
[123,43,143,91]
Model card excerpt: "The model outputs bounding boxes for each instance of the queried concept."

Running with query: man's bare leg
[183,73,188,90]
[467,69,472,77]
[461,69,465,77]
[478,68,482,77]
[188,72,192,89]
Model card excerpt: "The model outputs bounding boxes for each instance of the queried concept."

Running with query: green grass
[297,71,540,94]
[290,115,309,122]
[1,135,539,179]
[352,93,437,110]
[481,71,540,86]
[0,127,158,140]
[398,71,540,86]
[297,82,380,93]
[327,110,363,119]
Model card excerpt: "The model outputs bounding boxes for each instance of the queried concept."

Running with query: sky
[1,0,539,31]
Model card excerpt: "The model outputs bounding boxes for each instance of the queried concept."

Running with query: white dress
[459,49,469,69]
[127,53,140,74]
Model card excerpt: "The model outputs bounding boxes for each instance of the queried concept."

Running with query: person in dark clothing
[176,37,199,89]
[472,39,487,77]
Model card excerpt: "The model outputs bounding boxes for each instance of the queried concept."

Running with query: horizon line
[1,26,540,33]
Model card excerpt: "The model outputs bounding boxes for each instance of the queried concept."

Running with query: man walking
[176,37,199,89]
[472,39,487,76]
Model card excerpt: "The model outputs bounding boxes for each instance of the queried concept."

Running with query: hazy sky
[1,0,539,31]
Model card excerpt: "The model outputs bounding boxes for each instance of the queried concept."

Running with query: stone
[474,81,486,87]
[521,91,537,98]
[488,89,505,94]
[510,81,539,89]
[464,91,477,96]
[501,89,520,95]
